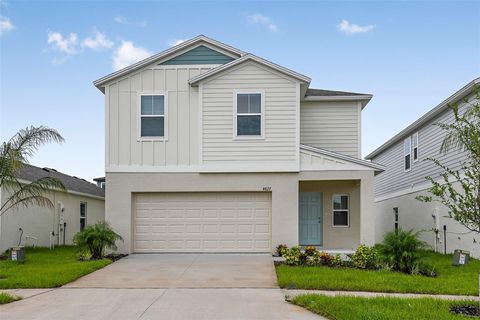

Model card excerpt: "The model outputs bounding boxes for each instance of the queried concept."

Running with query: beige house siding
[300,101,361,158]
[106,65,213,169]
[0,188,104,252]
[201,61,299,165]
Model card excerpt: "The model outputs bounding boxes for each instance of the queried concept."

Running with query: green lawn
[291,294,475,320]
[276,251,480,295]
[0,292,20,304]
[0,246,111,288]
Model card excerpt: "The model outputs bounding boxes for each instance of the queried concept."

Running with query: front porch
[299,180,361,251]
[296,144,384,251]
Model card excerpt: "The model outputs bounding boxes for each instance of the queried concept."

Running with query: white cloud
[47,31,79,54]
[247,13,277,32]
[114,15,127,24]
[0,16,15,36]
[82,30,114,50]
[337,19,375,35]
[114,15,147,27]
[168,39,186,47]
[113,41,152,71]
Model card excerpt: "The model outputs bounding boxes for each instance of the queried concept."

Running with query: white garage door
[133,192,272,253]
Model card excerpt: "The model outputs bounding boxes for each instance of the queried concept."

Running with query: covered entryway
[133,192,272,252]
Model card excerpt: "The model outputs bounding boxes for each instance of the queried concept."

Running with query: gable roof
[301,144,385,172]
[15,164,105,198]
[365,77,480,160]
[93,35,245,92]
[189,53,311,86]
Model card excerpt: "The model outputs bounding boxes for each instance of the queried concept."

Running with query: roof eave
[93,35,246,93]
[189,54,311,86]
[303,94,373,109]
[366,77,480,159]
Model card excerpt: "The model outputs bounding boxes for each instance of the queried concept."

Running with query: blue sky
[1,0,479,181]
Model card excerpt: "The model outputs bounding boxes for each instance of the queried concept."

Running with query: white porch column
[360,172,376,246]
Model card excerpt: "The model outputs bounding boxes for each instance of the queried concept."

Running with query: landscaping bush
[377,229,426,273]
[276,244,288,257]
[73,221,123,260]
[304,246,317,256]
[284,246,302,265]
[349,245,378,269]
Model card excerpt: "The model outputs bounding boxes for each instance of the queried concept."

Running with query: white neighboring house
[366,77,480,257]
[0,164,105,252]
[94,35,384,254]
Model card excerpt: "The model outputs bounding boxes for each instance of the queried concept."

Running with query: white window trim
[137,92,169,141]
[404,136,411,172]
[80,202,87,230]
[412,132,419,162]
[332,194,349,228]
[232,90,265,140]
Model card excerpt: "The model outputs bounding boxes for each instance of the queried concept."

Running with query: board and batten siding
[201,62,299,165]
[371,96,473,198]
[107,66,213,168]
[300,101,361,158]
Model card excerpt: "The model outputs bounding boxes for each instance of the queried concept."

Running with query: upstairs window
[235,92,263,137]
[140,94,166,138]
[412,132,419,162]
[404,137,411,171]
[333,195,349,227]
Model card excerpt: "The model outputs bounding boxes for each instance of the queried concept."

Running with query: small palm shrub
[349,245,378,269]
[378,229,426,273]
[73,221,123,260]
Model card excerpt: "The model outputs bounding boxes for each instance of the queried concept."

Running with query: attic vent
[42,167,57,172]
[42,168,50,172]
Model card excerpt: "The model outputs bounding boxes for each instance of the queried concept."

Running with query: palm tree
[0,126,66,216]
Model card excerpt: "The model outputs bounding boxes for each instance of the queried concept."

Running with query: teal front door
[299,192,323,246]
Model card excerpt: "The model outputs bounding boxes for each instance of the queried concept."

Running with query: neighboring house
[94,35,384,254]
[94,177,106,189]
[366,78,480,257]
[0,164,105,252]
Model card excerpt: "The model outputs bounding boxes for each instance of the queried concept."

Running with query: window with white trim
[333,195,349,227]
[80,202,87,231]
[412,132,419,162]
[140,95,165,138]
[235,93,262,136]
[404,137,411,171]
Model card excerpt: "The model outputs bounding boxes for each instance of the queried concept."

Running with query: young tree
[417,88,480,233]
[0,126,66,216]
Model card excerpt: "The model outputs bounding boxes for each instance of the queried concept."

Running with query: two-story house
[94,35,384,254]
[366,78,480,257]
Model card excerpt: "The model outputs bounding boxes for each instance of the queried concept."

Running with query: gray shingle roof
[15,164,105,198]
[305,88,370,97]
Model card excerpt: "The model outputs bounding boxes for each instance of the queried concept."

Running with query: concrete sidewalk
[285,289,479,301]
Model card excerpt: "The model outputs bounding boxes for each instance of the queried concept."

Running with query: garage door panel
[134,192,272,253]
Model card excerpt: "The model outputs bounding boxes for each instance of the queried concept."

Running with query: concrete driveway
[0,254,323,320]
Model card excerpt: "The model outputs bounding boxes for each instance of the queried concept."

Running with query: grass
[0,292,20,304]
[0,246,111,288]
[291,294,477,320]
[276,251,480,295]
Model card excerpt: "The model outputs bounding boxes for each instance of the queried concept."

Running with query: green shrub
[284,246,302,265]
[350,245,378,269]
[276,244,288,257]
[73,221,123,260]
[304,246,317,256]
[331,254,343,267]
[378,229,426,273]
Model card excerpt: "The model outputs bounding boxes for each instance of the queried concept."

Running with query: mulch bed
[450,305,480,317]
[105,253,128,262]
